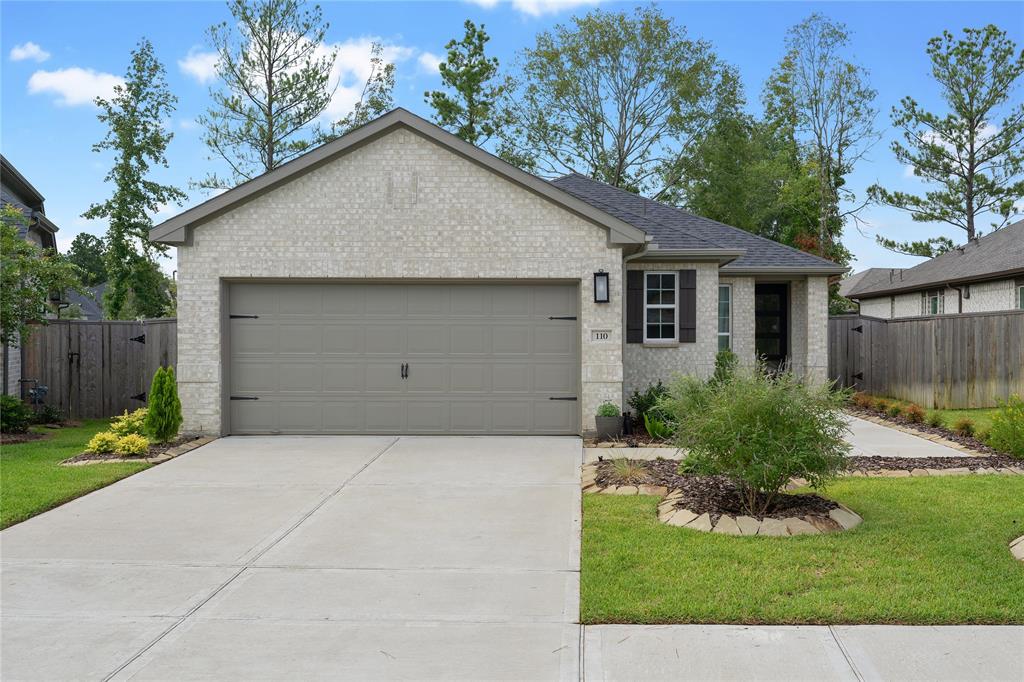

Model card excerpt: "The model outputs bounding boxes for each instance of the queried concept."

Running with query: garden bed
[848,454,1023,472]
[61,435,208,466]
[1,431,50,445]
[847,405,1004,456]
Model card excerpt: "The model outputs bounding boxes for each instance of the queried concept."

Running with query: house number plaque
[591,329,612,342]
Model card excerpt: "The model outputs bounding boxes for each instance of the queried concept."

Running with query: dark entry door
[755,283,789,369]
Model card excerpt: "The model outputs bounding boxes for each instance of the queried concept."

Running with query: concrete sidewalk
[583,624,1024,681]
[844,415,969,458]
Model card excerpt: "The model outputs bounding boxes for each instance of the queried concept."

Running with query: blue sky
[2,0,1021,275]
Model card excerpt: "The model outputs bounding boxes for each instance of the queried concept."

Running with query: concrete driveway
[1,436,582,681]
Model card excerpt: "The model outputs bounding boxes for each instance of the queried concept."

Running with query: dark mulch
[62,435,202,464]
[0,431,49,445]
[847,407,1003,455]
[595,458,839,523]
[848,454,1021,472]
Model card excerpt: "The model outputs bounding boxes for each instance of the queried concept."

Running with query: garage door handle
[549,396,577,401]
[230,396,259,400]
[230,314,259,319]
[548,316,577,320]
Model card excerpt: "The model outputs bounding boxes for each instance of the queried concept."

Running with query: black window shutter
[678,269,696,343]
[626,270,643,344]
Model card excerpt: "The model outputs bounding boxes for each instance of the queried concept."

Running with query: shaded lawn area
[582,476,1024,625]
[930,407,999,433]
[1,419,150,529]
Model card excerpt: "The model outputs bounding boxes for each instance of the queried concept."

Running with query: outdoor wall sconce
[594,270,610,303]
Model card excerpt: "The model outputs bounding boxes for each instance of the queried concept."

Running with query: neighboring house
[65,283,107,321]
[151,108,844,436]
[1,154,60,397]
[844,221,1024,319]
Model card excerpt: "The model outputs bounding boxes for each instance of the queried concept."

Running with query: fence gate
[19,319,177,419]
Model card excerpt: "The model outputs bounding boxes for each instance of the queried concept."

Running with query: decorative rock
[806,515,841,533]
[666,509,699,527]
[638,485,669,497]
[665,489,684,500]
[735,515,761,536]
[687,513,714,532]
[711,515,743,535]
[1011,537,1024,562]
[789,477,808,488]
[582,484,602,494]
[928,467,970,476]
[909,468,930,477]
[828,506,862,530]
[757,518,789,537]
[783,517,820,535]
[883,470,911,477]
[611,485,638,495]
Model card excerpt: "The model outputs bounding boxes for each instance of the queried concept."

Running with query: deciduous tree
[64,233,107,286]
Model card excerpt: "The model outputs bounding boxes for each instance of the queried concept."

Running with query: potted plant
[595,402,622,440]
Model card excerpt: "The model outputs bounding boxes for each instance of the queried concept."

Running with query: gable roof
[846,220,1024,299]
[551,174,846,274]
[150,108,647,246]
[838,268,896,297]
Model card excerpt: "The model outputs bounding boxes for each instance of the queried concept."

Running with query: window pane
[718,335,730,351]
[646,290,661,305]
[660,274,675,289]
[661,289,675,305]
[719,285,730,302]
[719,316,730,334]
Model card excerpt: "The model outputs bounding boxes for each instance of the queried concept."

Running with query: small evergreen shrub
[952,417,975,437]
[33,404,64,425]
[903,404,925,423]
[852,392,874,409]
[988,395,1024,459]
[596,402,620,418]
[1,395,33,433]
[927,412,944,428]
[628,381,668,422]
[86,431,120,454]
[111,408,148,437]
[886,403,903,418]
[663,367,850,516]
[144,366,183,443]
[114,433,149,456]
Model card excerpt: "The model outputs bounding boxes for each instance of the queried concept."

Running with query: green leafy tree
[82,39,185,320]
[144,366,183,442]
[197,0,337,188]
[425,20,511,146]
[64,233,107,286]
[870,25,1024,257]
[331,42,396,136]
[763,13,878,260]
[1,205,86,346]
[500,5,740,196]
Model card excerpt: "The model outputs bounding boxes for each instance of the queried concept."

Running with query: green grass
[0,419,151,529]
[582,476,1024,625]
[929,407,999,433]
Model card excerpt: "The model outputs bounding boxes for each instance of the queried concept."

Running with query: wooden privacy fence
[20,319,177,419]
[828,311,1024,409]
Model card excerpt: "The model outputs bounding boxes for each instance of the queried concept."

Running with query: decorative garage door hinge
[548,316,577,320]
[230,314,259,319]
[549,396,578,401]
[130,334,145,344]
[230,396,260,400]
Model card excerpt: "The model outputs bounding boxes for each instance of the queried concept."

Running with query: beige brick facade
[176,128,624,434]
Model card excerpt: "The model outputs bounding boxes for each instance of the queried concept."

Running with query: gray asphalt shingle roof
[845,220,1024,298]
[549,173,844,272]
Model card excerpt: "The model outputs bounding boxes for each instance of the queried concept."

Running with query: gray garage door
[227,282,580,435]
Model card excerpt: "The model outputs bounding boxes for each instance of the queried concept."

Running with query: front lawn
[0,419,151,529]
[582,476,1024,624]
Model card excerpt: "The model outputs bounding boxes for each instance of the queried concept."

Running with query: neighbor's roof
[838,268,898,297]
[150,108,647,247]
[551,174,846,274]
[845,220,1024,299]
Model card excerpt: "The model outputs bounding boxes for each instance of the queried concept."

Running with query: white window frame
[717,284,732,351]
[921,289,944,316]
[643,271,677,344]
[1017,284,1024,310]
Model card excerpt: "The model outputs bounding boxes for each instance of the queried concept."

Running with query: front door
[755,283,789,369]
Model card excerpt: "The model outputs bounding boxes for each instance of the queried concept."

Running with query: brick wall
[859,278,1018,319]
[176,127,625,434]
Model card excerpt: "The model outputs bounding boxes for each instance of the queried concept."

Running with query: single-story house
[843,220,1024,318]
[152,108,844,436]
[2,154,60,397]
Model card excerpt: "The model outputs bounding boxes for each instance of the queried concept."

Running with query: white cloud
[28,67,123,106]
[466,0,599,16]
[10,41,51,63]
[902,165,917,179]
[178,48,219,84]
[418,52,443,75]
[179,118,200,131]
[320,37,416,122]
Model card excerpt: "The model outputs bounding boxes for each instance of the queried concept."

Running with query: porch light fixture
[594,270,610,303]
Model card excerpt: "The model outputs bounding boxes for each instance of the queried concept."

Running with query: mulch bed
[595,458,838,523]
[0,431,49,445]
[848,454,1021,471]
[62,435,202,464]
[847,406,1003,455]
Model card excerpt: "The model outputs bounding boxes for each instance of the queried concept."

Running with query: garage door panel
[229,282,579,434]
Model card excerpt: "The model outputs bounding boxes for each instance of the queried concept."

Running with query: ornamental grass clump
[903,403,925,423]
[662,368,851,517]
[144,366,183,443]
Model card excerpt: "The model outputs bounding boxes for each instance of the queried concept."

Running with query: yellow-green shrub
[989,395,1024,458]
[114,433,149,456]
[110,408,148,437]
[86,431,120,454]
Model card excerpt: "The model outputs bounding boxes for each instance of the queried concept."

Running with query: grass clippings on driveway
[0,419,151,529]
[582,475,1024,625]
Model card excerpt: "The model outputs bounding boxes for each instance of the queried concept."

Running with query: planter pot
[595,415,622,440]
